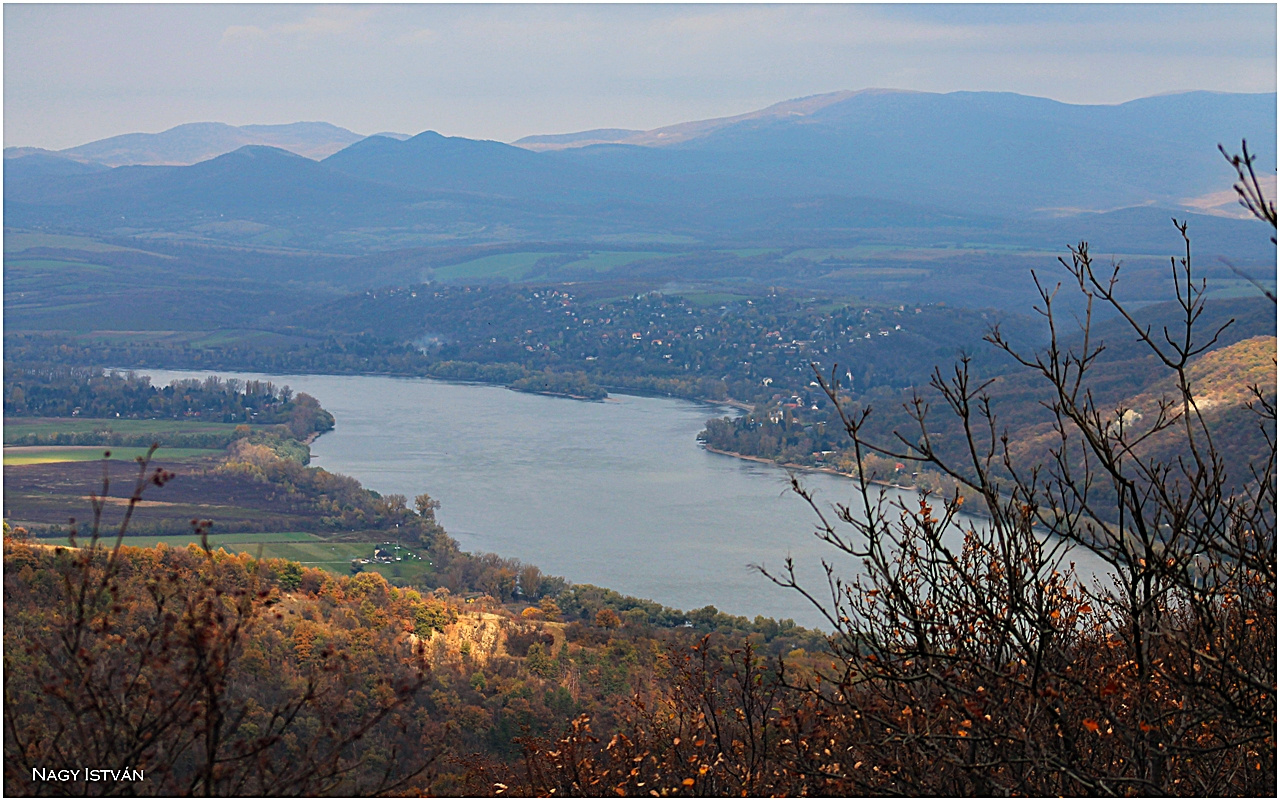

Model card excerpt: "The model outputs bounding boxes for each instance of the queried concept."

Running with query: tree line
[3,365,334,440]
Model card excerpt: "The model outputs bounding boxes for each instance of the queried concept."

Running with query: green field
[5,417,246,440]
[592,233,701,245]
[433,252,549,282]
[560,251,671,272]
[821,267,933,279]
[783,246,892,261]
[35,530,433,580]
[36,531,363,565]
[3,232,152,255]
[1205,277,1279,299]
[679,291,753,306]
[36,531,316,548]
[6,256,117,272]
[4,446,223,465]
[433,250,677,281]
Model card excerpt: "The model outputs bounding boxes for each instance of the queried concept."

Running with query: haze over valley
[3,4,1276,796]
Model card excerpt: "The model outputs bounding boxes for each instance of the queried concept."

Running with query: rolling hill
[4,90,1275,271]
[6,121,367,167]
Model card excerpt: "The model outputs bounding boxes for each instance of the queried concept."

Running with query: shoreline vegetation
[2,367,827,643]
[4,357,909,493]
[700,442,911,489]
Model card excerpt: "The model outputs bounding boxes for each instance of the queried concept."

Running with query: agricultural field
[3,252,335,333]
[432,252,549,282]
[2,231,152,255]
[3,416,271,454]
[432,249,679,282]
[99,531,319,547]
[678,291,753,306]
[5,257,115,274]
[559,251,673,272]
[6,450,436,586]
[782,245,899,261]
[3,456,315,536]
[819,266,933,279]
[4,445,222,466]
[1204,276,1280,299]
[35,530,434,580]
[4,417,245,443]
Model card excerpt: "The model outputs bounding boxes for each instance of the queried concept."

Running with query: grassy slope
[4,417,246,442]
[4,446,222,465]
[34,531,435,581]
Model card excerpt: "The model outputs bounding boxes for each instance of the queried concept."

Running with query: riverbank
[699,443,919,493]
[506,386,606,402]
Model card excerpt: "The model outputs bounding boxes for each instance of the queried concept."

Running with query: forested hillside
[3,80,1275,797]
[2,530,824,796]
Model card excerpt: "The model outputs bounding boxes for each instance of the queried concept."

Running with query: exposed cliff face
[409,609,569,669]
[430,611,507,664]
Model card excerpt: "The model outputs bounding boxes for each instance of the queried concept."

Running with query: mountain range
[5,89,1275,260]
[4,122,411,167]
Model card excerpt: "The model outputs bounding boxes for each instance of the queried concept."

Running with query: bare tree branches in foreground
[4,447,440,796]
[514,145,1275,796]
[4,145,1273,797]
[763,144,1276,795]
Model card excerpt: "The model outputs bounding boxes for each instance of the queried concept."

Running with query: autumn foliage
[506,148,1277,796]
[3,148,1275,796]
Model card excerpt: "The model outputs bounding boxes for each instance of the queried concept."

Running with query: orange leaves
[1082,719,1100,733]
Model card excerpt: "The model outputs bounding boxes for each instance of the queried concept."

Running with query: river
[137,369,1106,629]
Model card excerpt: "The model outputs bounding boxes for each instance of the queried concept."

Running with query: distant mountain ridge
[514,89,883,150]
[512,88,1274,155]
[515,128,645,150]
[5,89,1275,259]
[5,121,368,166]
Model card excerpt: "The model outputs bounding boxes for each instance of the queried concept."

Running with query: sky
[4,3,1277,150]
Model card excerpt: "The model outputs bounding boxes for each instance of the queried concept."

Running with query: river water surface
[139,369,1104,629]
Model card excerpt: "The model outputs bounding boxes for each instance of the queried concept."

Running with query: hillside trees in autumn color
[768,144,1276,794]
[2,453,440,796]
[510,144,1277,796]
[2,146,1274,798]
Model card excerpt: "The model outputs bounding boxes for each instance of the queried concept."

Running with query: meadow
[430,249,678,282]
[4,417,246,442]
[4,445,223,466]
[2,231,153,255]
[35,530,434,580]
[431,251,550,282]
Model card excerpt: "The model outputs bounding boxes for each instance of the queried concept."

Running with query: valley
[3,68,1276,795]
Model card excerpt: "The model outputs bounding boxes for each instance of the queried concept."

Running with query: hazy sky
[4,3,1276,150]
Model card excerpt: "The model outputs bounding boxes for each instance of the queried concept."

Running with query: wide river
[139,369,1105,629]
